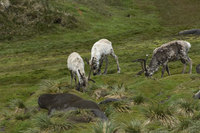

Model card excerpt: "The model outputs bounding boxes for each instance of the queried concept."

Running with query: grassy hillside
[0,0,200,132]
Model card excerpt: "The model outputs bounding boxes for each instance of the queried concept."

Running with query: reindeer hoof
[102,72,107,75]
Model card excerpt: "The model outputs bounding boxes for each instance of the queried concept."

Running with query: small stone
[196,64,200,74]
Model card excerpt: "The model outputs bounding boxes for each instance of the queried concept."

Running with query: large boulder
[38,93,107,120]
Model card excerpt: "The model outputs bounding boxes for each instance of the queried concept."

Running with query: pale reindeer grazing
[133,40,192,77]
[67,52,94,91]
[87,39,120,76]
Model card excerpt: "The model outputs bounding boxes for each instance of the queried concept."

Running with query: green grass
[0,0,200,132]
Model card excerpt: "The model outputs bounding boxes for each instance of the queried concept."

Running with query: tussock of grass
[51,109,96,123]
[15,113,31,121]
[106,83,128,99]
[124,120,142,133]
[172,99,200,116]
[39,80,64,93]
[34,113,74,132]
[176,118,193,131]
[149,128,169,133]
[93,121,118,133]
[0,0,78,40]
[103,105,115,118]
[185,120,200,133]
[144,104,177,127]
[34,114,52,130]
[20,127,40,133]
[133,95,145,105]
[9,99,26,110]
[112,101,131,113]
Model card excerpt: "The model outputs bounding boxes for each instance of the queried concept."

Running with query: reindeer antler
[78,69,84,78]
[133,55,148,75]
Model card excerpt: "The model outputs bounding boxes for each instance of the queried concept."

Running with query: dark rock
[196,64,200,74]
[38,93,107,120]
[179,29,200,35]
[193,90,200,99]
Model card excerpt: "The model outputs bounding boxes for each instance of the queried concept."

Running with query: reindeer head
[133,54,160,77]
[77,69,95,91]
[77,70,88,88]
[133,55,154,77]
[85,57,100,76]
[89,57,100,76]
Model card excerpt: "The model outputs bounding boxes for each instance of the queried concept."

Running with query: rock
[179,29,200,35]
[38,93,107,120]
[193,90,200,99]
[196,64,200,74]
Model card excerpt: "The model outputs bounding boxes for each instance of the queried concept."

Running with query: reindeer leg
[70,70,73,86]
[181,59,187,74]
[161,65,166,78]
[188,58,192,74]
[111,51,120,73]
[74,74,77,87]
[166,64,170,76]
[98,57,104,75]
[136,70,144,75]
[182,64,187,74]
[103,56,108,74]
[74,75,81,91]
[76,83,81,91]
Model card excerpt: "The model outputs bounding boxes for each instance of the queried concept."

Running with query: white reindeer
[133,40,192,77]
[88,39,120,76]
[67,52,94,91]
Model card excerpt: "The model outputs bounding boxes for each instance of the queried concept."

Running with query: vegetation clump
[0,0,78,40]
[124,120,142,133]
[133,95,145,105]
[144,104,177,127]
[93,121,118,133]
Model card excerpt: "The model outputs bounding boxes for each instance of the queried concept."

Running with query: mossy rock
[196,64,200,74]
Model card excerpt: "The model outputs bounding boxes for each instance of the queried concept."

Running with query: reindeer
[67,52,94,91]
[133,40,192,77]
[86,39,120,76]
